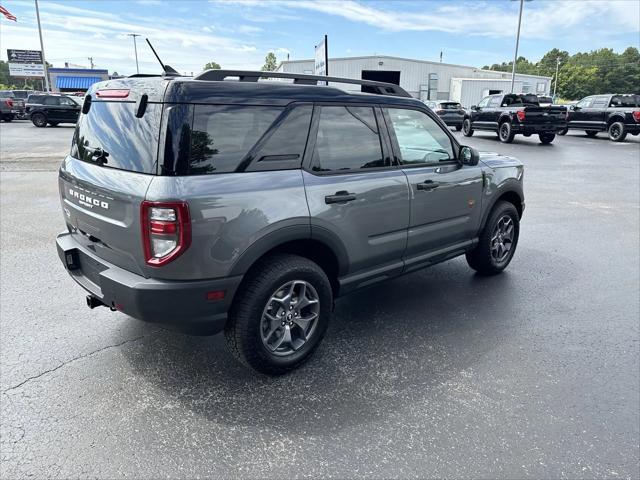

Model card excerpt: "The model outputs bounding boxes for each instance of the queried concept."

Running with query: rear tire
[462,118,474,137]
[608,121,627,142]
[466,201,520,276]
[2,114,13,122]
[557,127,568,135]
[585,130,598,137]
[499,121,515,143]
[31,113,47,128]
[539,133,555,144]
[224,254,332,375]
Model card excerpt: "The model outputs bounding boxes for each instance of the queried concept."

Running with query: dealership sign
[7,49,45,77]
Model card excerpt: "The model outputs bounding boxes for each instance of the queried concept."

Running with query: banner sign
[314,37,327,77]
[7,49,45,77]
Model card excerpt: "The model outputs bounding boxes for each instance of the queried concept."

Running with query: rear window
[439,102,462,110]
[189,105,283,174]
[610,95,639,107]
[27,95,46,104]
[71,101,163,174]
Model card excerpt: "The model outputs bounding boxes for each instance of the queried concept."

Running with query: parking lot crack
[2,333,155,393]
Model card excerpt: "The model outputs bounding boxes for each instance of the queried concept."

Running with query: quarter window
[311,106,385,172]
[387,108,454,165]
[488,96,502,107]
[190,105,283,174]
[592,96,609,108]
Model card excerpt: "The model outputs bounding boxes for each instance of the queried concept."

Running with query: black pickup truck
[558,94,640,142]
[463,93,567,144]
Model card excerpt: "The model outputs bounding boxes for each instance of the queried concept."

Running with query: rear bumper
[513,123,566,134]
[56,232,242,335]
[439,116,464,127]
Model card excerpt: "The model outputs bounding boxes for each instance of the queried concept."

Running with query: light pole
[553,56,561,99]
[128,33,140,74]
[34,0,50,92]
[510,0,525,93]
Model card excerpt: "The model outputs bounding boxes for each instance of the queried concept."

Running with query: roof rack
[193,70,412,98]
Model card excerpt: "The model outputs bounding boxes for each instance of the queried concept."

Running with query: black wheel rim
[463,120,470,134]
[500,123,509,140]
[260,280,320,356]
[34,115,45,126]
[610,125,621,139]
[491,215,515,263]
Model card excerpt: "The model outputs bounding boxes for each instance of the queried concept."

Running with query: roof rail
[193,69,412,98]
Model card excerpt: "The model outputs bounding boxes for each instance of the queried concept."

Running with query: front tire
[585,130,598,138]
[466,201,520,275]
[2,114,13,122]
[499,121,515,143]
[462,118,474,137]
[539,133,555,144]
[225,254,332,375]
[31,113,47,128]
[48,122,59,127]
[608,121,627,142]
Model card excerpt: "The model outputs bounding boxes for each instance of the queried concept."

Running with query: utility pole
[553,56,561,99]
[88,57,94,69]
[34,0,50,92]
[128,33,140,74]
[510,0,524,93]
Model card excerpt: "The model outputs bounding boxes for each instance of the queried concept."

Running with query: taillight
[4,99,13,108]
[516,111,526,122]
[436,109,445,114]
[632,111,640,122]
[141,201,191,266]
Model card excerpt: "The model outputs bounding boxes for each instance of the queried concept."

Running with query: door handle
[325,191,356,204]
[416,180,440,191]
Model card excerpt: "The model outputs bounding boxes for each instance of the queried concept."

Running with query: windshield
[70,100,163,174]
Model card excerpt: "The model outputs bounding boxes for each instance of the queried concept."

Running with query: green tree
[204,61,221,70]
[260,52,277,72]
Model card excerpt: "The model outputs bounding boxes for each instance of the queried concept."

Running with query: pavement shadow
[120,258,524,434]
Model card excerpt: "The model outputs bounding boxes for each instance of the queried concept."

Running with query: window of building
[311,106,385,172]
[386,108,454,165]
[536,82,546,93]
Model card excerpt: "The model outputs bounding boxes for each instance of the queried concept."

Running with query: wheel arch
[606,114,625,126]
[480,184,524,232]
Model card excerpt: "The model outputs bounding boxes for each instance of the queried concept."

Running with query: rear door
[383,106,483,270]
[586,96,609,129]
[59,93,164,276]
[303,104,410,280]
[58,96,81,122]
[43,96,63,121]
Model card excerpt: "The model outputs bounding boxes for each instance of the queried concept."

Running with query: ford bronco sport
[56,70,524,374]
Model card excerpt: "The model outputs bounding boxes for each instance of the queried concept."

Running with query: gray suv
[56,70,524,374]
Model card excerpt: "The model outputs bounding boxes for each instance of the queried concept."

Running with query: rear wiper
[85,145,109,165]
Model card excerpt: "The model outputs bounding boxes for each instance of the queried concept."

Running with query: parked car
[0,90,25,121]
[425,100,465,130]
[56,71,525,374]
[462,93,567,144]
[27,94,81,127]
[558,94,640,142]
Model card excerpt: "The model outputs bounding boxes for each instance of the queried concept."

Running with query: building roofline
[49,68,109,73]
[277,55,552,80]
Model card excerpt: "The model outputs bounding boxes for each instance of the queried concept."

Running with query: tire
[225,254,333,375]
[466,201,520,276]
[31,113,47,128]
[48,122,59,127]
[499,121,515,143]
[539,133,555,144]
[523,133,531,137]
[557,127,568,136]
[2,114,13,122]
[462,118,474,137]
[455,125,462,131]
[585,130,598,138]
[608,121,627,142]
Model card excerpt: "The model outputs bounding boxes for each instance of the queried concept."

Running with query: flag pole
[34,0,50,92]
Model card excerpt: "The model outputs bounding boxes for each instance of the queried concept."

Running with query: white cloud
[237,24,263,35]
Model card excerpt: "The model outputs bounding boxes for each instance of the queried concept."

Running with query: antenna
[145,38,180,76]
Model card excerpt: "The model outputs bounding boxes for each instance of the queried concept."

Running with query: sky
[0,0,639,76]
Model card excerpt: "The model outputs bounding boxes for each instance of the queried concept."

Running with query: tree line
[483,47,640,100]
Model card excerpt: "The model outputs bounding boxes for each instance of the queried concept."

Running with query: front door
[383,106,484,270]
[303,104,411,281]
[569,96,594,129]
[58,96,81,122]
[471,96,492,129]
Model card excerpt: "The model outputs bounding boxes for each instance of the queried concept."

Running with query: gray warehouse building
[276,55,551,107]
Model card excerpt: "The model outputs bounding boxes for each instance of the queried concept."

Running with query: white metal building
[276,55,551,107]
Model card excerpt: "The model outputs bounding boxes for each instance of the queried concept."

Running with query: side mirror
[459,146,480,166]
[470,105,478,111]
[572,105,580,111]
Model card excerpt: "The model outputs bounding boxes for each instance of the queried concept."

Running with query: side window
[477,97,491,108]
[576,97,593,108]
[387,108,454,165]
[488,96,502,107]
[190,105,283,174]
[59,97,76,106]
[311,106,385,172]
[592,96,609,108]
[43,96,59,106]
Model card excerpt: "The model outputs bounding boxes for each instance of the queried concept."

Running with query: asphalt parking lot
[1,120,638,478]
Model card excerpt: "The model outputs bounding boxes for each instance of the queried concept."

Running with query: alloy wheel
[610,124,621,140]
[260,280,320,356]
[490,215,515,263]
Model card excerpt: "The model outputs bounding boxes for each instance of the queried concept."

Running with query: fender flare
[479,181,524,231]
